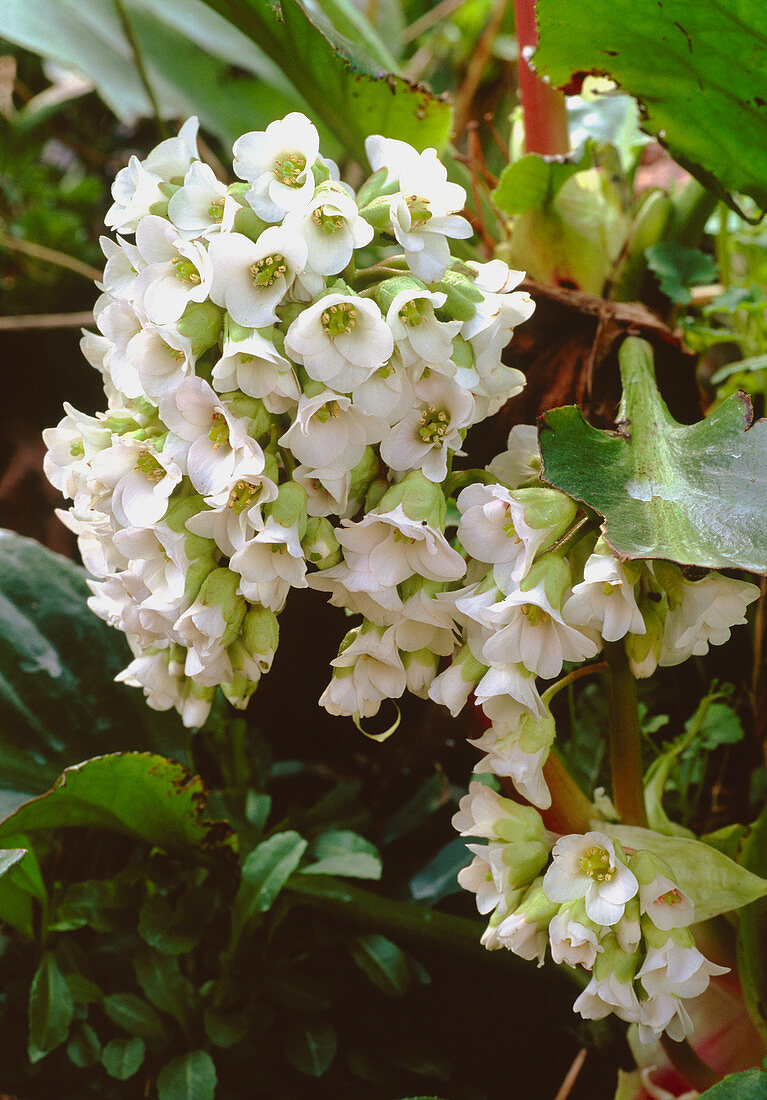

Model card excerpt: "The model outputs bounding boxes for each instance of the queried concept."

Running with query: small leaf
[301,829,381,880]
[157,1051,217,1100]
[493,149,589,215]
[409,838,471,904]
[204,1006,249,1048]
[349,933,411,997]
[138,894,204,955]
[282,1019,337,1077]
[646,242,718,305]
[134,946,195,1031]
[540,336,767,572]
[738,800,767,1041]
[66,1024,101,1069]
[0,848,26,876]
[698,1069,767,1099]
[602,824,767,922]
[28,952,74,1062]
[101,1036,145,1081]
[103,992,166,1040]
[231,831,306,942]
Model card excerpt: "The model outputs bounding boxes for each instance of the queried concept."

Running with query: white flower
[337,503,466,587]
[481,580,599,681]
[564,546,645,643]
[207,228,307,328]
[212,324,299,411]
[380,374,474,482]
[283,180,373,275]
[385,287,461,370]
[427,645,485,716]
[126,323,195,399]
[95,298,145,399]
[89,437,182,527]
[473,663,544,726]
[463,262,534,395]
[364,135,421,184]
[229,526,307,612]
[639,875,695,932]
[159,377,265,497]
[116,648,214,729]
[543,832,639,926]
[285,293,393,392]
[456,482,574,583]
[659,569,759,665]
[43,403,112,499]
[637,937,728,1001]
[573,970,642,1024]
[549,903,603,969]
[320,622,406,718]
[308,559,403,626]
[99,234,145,300]
[389,150,472,282]
[637,994,695,1045]
[133,215,212,324]
[185,473,279,557]
[457,843,512,916]
[352,356,415,425]
[233,112,320,221]
[486,424,541,488]
[105,119,200,234]
[470,710,553,810]
[279,391,382,473]
[167,160,236,236]
[294,463,351,518]
[496,910,548,964]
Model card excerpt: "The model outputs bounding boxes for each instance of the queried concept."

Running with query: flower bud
[520,553,572,612]
[428,643,487,716]
[176,300,224,356]
[240,604,280,671]
[225,393,272,439]
[267,481,308,539]
[431,268,483,322]
[302,516,342,569]
[402,647,439,697]
[378,469,447,529]
[372,274,428,314]
[194,567,247,647]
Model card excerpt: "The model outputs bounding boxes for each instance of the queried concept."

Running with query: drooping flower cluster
[43,113,534,727]
[454,786,729,1044]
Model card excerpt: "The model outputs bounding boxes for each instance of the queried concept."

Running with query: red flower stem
[512,0,569,155]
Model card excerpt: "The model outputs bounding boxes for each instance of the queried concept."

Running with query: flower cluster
[43,113,534,727]
[454,787,729,1044]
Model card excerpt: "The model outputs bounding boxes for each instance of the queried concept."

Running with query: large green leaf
[0,531,186,796]
[539,337,767,572]
[0,754,232,852]
[157,1051,217,1100]
[0,0,296,145]
[28,953,74,1062]
[533,0,767,211]
[0,0,450,159]
[699,1070,767,1100]
[202,0,452,163]
[738,800,767,1041]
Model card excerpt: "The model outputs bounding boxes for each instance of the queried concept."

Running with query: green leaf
[493,150,589,215]
[103,993,167,1040]
[134,946,196,1031]
[28,953,74,1062]
[66,1024,101,1069]
[409,838,471,904]
[101,1037,145,1081]
[0,0,296,146]
[201,0,452,163]
[533,0,767,211]
[348,933,411,997]
[138,894,204,955]
[540,336,767,571]
[282,1018,337,1077]
[231,830,306,942]
[0,531,186,796]
[699,1069,767,1099]
[157,1051,217,1100]
[0,753,232,852]
[603,824,767,922]
[301,829,382,880]
[646,242,718,305]
[204,1006,249,1048]
[738,799,767,1041]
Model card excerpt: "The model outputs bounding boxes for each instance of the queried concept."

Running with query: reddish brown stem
[512,0,569,155]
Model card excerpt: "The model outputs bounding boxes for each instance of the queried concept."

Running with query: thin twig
[0,231,101,282]
[0,312,94,332]
[553,1047,588,1100]
[197,135,229,183]
[454,0,511,136]
[400,0,467,44]
[113,0,166,140]
[484,111,511,160]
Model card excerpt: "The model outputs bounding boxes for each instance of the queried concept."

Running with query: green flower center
[273,153,306,186]
[208,411,230,449]
[321,303,357,338]
[250,254,287,287]
[399,299,427,327]
[171,255,201,284]
[657,887,683,906]
[69,440,85,458]
[316,400,342,424]
[135,451,165,481]
[502,511,521,544]
[418,405,450,444]
[228,480,260,514]
[578,845,615,882]
[602,582,616,596]
[311,205,344,234]
[520,603,549,627]
[405,194,432,226]
[208,198,225,221]
[162,342,185,362]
